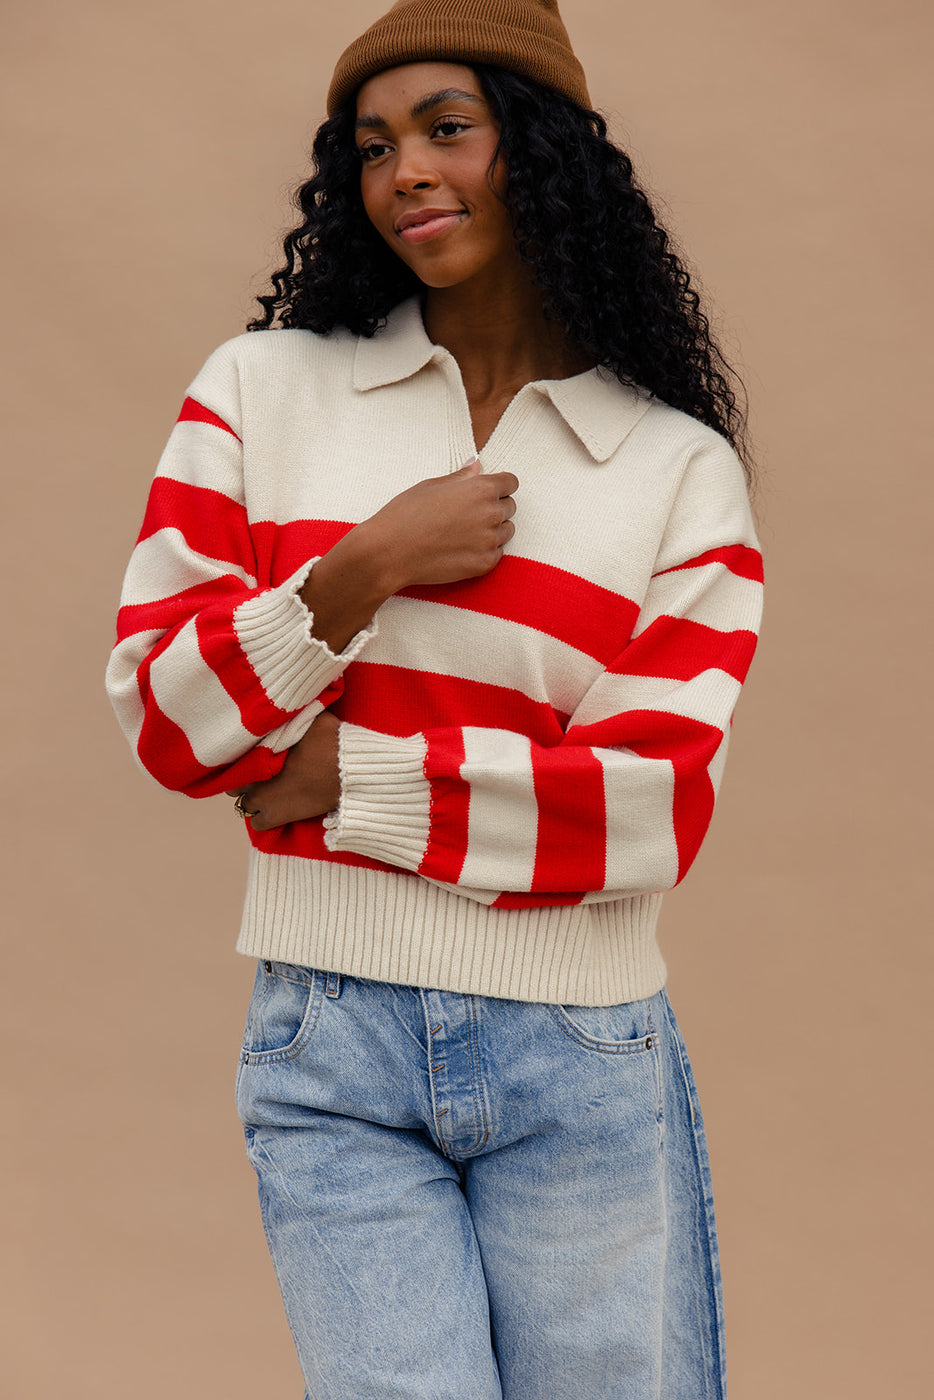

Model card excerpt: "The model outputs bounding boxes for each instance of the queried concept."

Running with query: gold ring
[233,793,255,818]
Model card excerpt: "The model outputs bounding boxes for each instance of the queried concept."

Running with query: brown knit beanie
[327,0,591,116]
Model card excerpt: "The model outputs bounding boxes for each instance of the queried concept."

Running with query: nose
[392,139,439,196]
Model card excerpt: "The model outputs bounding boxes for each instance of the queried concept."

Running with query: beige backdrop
[3,1,930,1395]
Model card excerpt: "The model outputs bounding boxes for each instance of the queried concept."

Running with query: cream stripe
[571,668,741,730]
[365,595,603,709]
[121,529,256,606]
[571,672,679,727]
[149,618,257,765]
[634,567,762,635]
[707,728,731,798]
[157,421,244,501]
[105,628,163,705]
[601,748,678,892]
[646,669,741,726]
[262,701,326,754]
[459,728,538,892]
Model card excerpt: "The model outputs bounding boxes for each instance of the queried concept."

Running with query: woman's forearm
[299,523,399,654]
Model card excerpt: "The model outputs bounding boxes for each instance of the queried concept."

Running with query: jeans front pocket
[240,960,324,1064]
[548,994,658,1054]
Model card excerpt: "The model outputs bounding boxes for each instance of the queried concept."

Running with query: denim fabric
[236,964,726,1400]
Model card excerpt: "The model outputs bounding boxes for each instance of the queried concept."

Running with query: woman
[107,1,763,1395]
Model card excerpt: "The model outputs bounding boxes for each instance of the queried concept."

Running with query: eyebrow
[355,89,485,131]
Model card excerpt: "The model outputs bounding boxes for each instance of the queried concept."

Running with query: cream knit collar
[352,296,652,463]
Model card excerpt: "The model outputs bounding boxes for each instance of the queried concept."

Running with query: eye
[357,139,393,162]
[431,118,470,139]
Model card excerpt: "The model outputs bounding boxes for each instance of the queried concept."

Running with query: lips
[395,207,466,245]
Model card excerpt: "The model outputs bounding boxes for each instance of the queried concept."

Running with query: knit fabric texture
[107,300,763,1006]
[327,0,591,114]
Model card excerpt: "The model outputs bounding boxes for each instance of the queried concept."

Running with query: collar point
[353,298,436,391]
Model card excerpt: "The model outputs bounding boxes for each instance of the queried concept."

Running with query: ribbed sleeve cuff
[233,559,376,713]
[323,723,431,871]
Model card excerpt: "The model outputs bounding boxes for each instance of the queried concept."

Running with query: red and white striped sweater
[107,298,763,1004]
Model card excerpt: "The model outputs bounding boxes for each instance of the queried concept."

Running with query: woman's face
[355,62,519,291]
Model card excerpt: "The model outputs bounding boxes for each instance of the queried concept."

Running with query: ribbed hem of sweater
[236,852,667,1006]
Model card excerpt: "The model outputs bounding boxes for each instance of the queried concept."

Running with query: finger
[243,796,274,827]
[453,458,482,477]
[232,790,261,823]
[498,518,516,545]
[501,495,517,521]
[490,471,519,497]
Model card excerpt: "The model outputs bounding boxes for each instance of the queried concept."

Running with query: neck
[422,269,594,402]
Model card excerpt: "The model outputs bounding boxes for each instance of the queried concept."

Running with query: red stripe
[568,707,723,757]
[177,396,242,442]
[194,610,297,734]
[670,763,715,884]
[116,575,254,643]
[248,816,403,872]
[573,710,723,883]
[610,617,758,684]
[137,478,255,571]
[653,545,763,583]
[333,663,568,745]
[132,610,296,780]
[251,519,355,587]
[135,690,285,796]
[530,745,607,893]
[250,532,640,665]
[252,532,639,663]
[492,890,586,909]
[419,729,470,885]
[136,686,212,791]
[401,556,638,664]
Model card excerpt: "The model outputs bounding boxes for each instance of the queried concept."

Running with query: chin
[402,257,491,292]
[411,271,470,290]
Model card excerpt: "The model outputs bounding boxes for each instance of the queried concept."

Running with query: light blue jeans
[236,964,726,1399]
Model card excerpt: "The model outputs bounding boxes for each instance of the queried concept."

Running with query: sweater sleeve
[323,438,763,906]
[105,341,376,798]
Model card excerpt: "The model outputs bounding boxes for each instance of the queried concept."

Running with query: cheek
[360,171,392,234]
[359,183,379,231]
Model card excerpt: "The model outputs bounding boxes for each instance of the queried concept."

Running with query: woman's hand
[300,461,518,653]
[227,711,341,831]
[359,459,519,590]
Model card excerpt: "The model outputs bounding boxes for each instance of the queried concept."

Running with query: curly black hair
[249,66,752,478]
